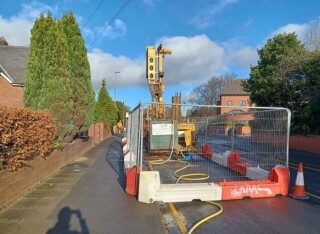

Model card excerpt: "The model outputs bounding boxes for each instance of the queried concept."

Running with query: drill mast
[146,44,172,119]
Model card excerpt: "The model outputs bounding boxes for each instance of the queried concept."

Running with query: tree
[304,20,320,52]
[242,32,320,135]
[293,51,320,134]
[58,12,95,135]
[0,37,8,45]
[24,12,95,141]
[188,74,236,105]
[24,13,74,140]
[95,79,118,126]
[24,13,54,109]
[115,101,130,124]
[242,33,307,108]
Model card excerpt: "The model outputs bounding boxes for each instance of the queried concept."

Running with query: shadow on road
[105,138,126,191]
[46,207,89,234]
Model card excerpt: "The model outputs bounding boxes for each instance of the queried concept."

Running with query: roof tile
[0,45,29,84]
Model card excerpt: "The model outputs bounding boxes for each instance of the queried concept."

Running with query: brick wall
[0,76,24,108]
[251,133,320,154]
[88,122,111,144]
[0,123,112,210]
[290,135,320,154]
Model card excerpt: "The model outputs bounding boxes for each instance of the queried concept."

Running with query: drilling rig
[146,44,171,120]
[145,44,196,152]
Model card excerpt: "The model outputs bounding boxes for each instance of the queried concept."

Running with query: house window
[227,101,232,106]
[239,101,246,107]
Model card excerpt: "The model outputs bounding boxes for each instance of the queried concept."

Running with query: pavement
[0,137,166,234]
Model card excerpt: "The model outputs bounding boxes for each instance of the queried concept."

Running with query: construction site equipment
[123,103,291,203]
[145,45,196,151]
[146,44,171,120]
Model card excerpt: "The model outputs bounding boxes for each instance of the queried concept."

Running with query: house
[0,45,29,108]
[218,79,254,115]
[214,79,254,135]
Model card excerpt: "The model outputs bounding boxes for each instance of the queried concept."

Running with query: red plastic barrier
[228,151,241,164]
[125,166,138,196]
[227,152,250,175]
[201,144,212,160]
[218,166,290,200]
[268,166,290,196]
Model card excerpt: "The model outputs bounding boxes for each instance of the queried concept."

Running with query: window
[239,101,246,107]
[227,101,232,106]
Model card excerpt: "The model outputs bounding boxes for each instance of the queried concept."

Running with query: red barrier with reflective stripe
[201,144,212,160]
[125,166,138,196]
[227,152,250,176]
[218,166,289,200]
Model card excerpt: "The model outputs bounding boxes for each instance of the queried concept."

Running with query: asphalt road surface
[289,150,320,205]
[1,136,319,234]
[0,138,165,234]
[162,141,320,234]
[160,146,320,233]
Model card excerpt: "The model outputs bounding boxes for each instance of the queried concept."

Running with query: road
[165,196,320,234]
[162,148,320,234]
[0,137,319,234]
[0,138,165,234]
[289,150,320,205]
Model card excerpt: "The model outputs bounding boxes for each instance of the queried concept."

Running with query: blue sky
[1,0,319,109]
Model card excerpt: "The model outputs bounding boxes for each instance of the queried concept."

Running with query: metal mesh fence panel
[131,103,290,185]
[124,104,143,170]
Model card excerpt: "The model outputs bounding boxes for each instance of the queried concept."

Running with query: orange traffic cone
[290,163,309,199]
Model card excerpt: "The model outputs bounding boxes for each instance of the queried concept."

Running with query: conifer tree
[24,13,53,109]
[24,12,95,141]
[59,12,95,135]
[95,79,118,126]
[25,13,74,140]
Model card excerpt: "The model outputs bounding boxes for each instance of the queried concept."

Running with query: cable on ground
[188,201,223,234]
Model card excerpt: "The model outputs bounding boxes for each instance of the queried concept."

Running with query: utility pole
[114,71,120,103]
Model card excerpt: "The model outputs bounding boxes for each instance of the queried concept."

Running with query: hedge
[0,105,57,171]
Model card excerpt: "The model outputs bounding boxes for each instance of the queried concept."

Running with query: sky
[1,0,319,109]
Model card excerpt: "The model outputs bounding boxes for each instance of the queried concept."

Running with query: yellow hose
[172,158,223,233]
[173,160,209,183]
[149,155,224,233]
[147,141,223,233]
[188,201,224,234]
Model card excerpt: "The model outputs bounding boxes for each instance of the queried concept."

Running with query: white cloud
[0,17,32,46]
[83,19,127,43]
[100,19,127,39]
[88,49,145,91]
[231,46,257,66]
[88,34,259,93]
[156,35,227,85]
[265,20,320,51]
[271,23,309,41]
[0,2,54,46]
[190,0,239,29]
[223,39,258,73]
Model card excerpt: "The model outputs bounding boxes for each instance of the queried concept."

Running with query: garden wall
[0,123,111,210]
[290,135,320,154]
[250,133,320,155]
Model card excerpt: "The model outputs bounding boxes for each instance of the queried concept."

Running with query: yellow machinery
[146,44,171,119]
[145,45,196,150]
